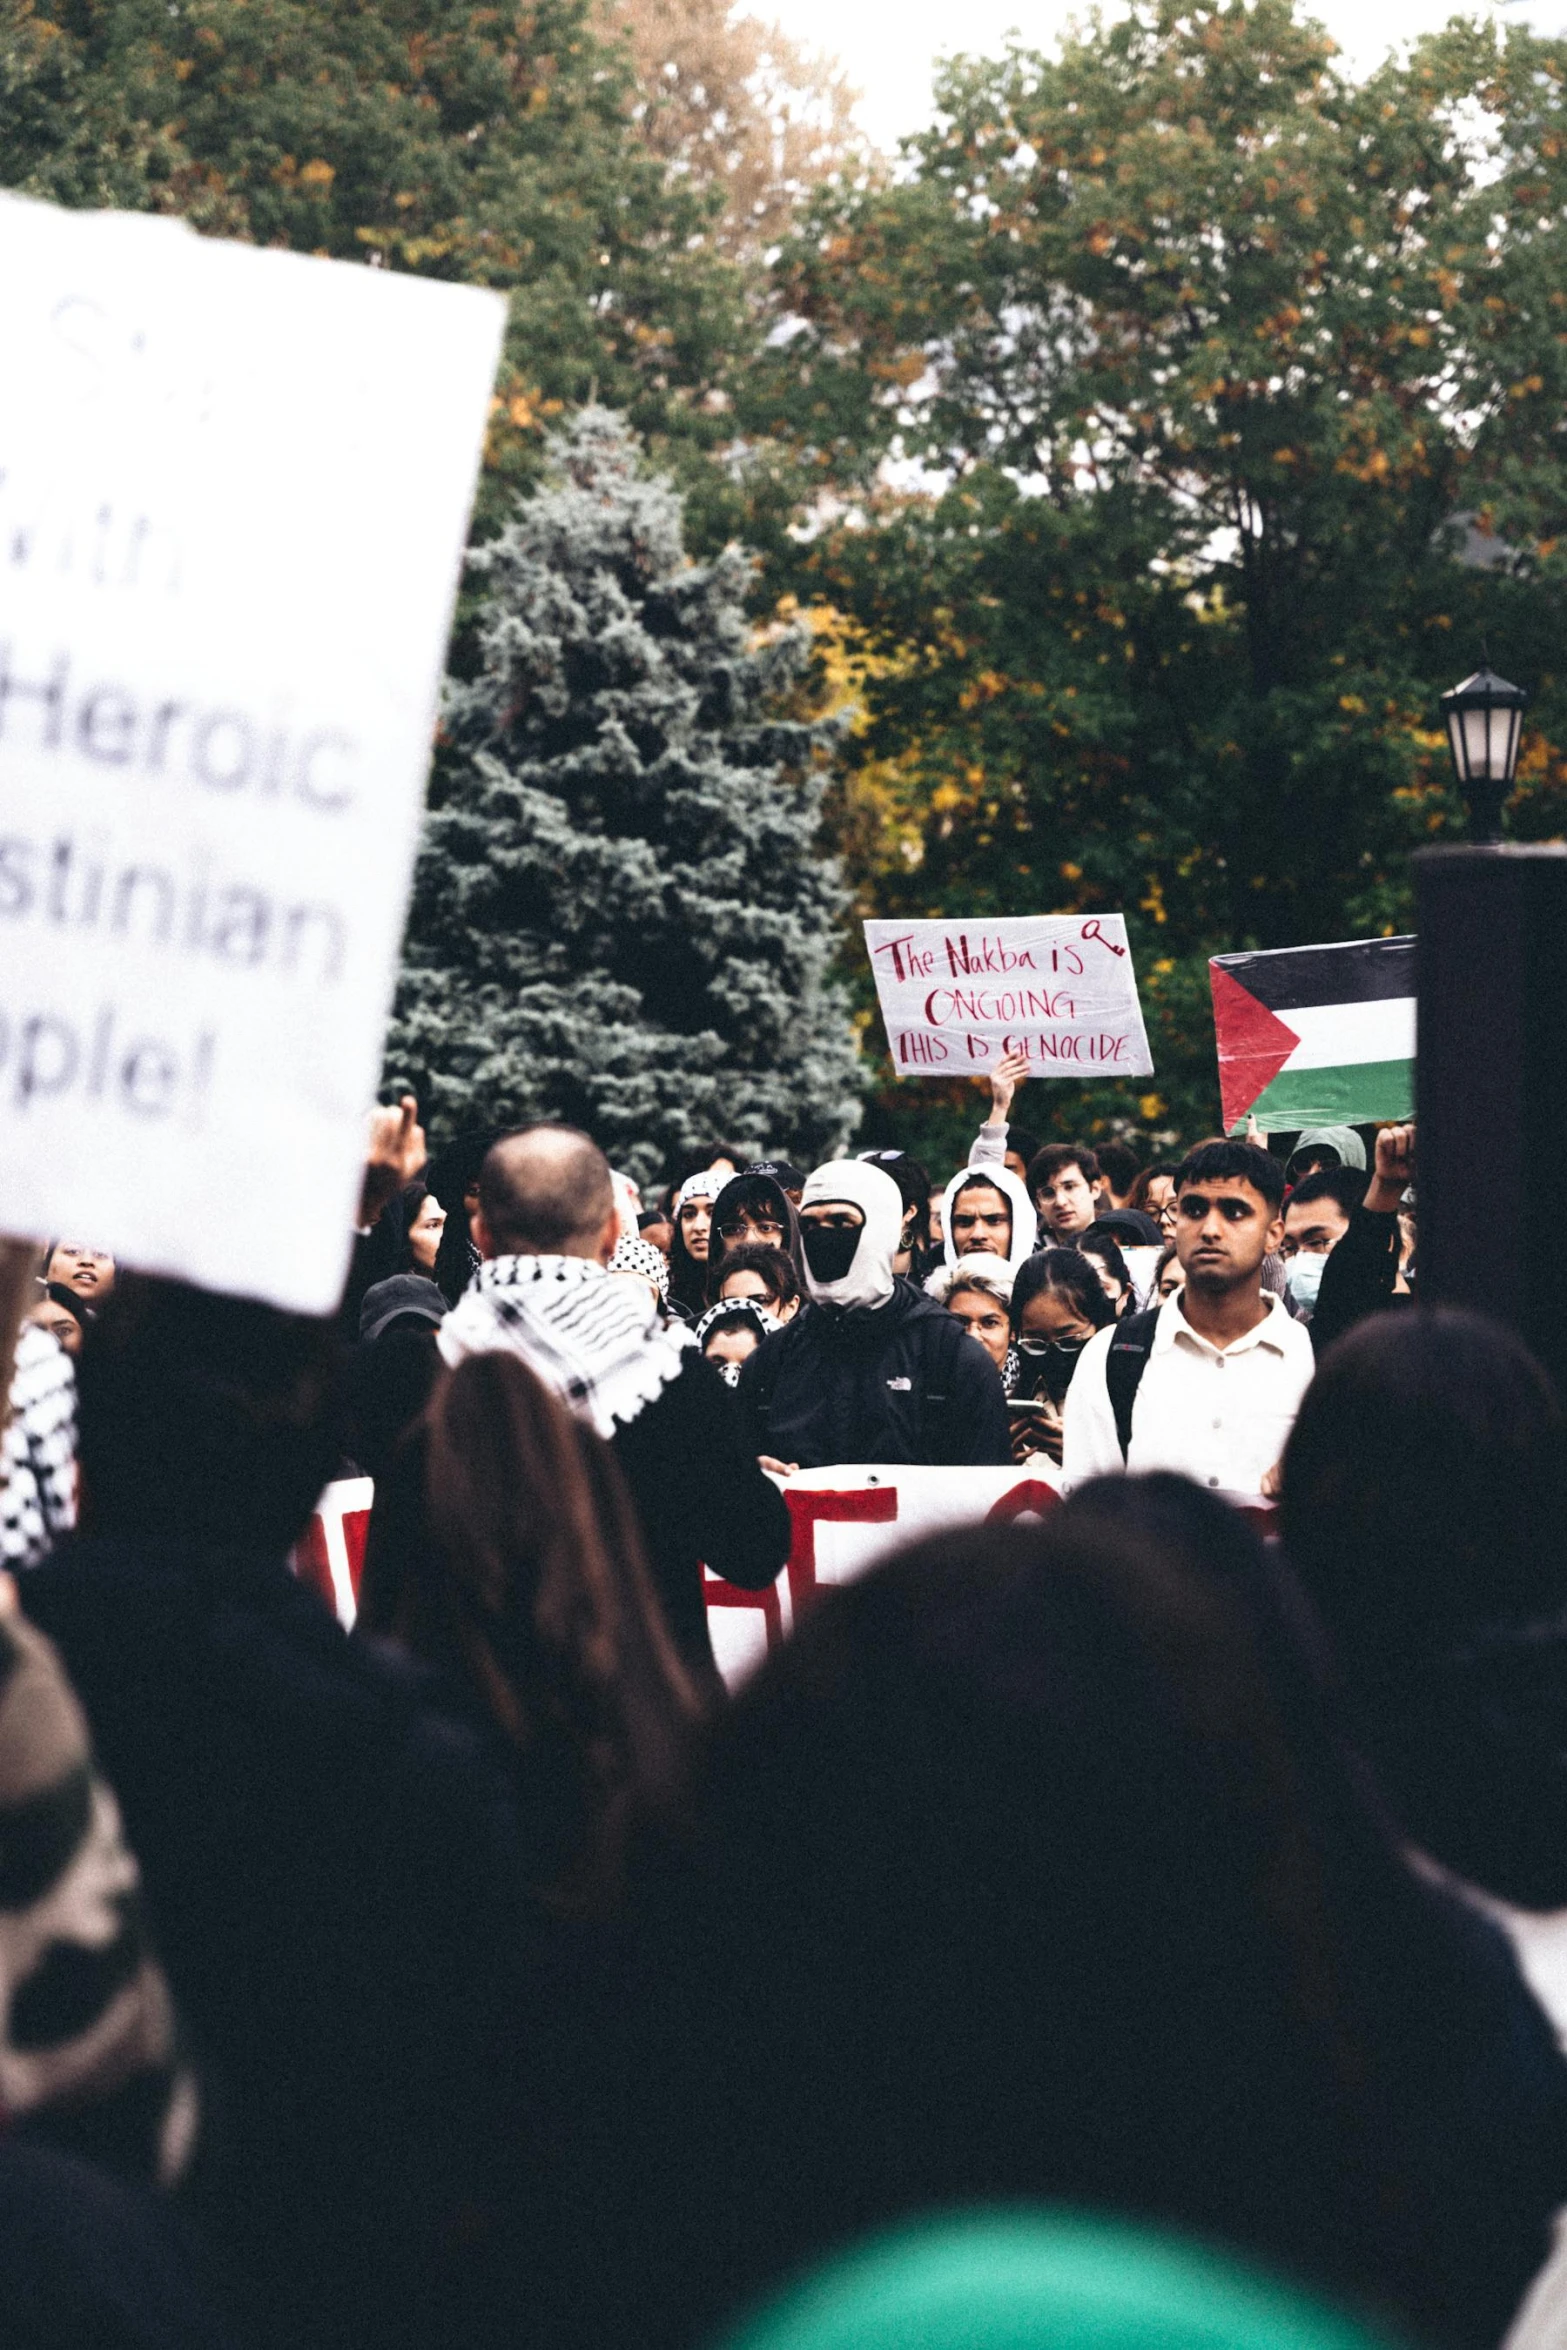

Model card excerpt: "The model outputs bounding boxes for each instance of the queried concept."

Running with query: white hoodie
[940,1161,1039,1273]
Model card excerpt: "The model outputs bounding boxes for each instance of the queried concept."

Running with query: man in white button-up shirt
[1063,1139,1314,1495]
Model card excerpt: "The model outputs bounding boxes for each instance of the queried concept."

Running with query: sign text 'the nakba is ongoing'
[0,196,505,1311]
[864,915,1154,1081]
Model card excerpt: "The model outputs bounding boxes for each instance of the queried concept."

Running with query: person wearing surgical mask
[1281,1167,1367,1321]
[735,1160,1011,1474]
[1006,1250,1116,1466]
[1304,1122,1417,1357]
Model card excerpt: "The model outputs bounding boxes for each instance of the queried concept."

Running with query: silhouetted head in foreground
[1282,1305,1567,1662]
[76,1274,343,1555]
[1282,1307,1567,1906]
[605,1476,1561,2350]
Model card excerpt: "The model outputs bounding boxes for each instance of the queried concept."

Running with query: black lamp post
[1439,660,1528,843]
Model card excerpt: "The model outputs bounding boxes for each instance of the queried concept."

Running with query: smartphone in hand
[1007,1395,1062,1466]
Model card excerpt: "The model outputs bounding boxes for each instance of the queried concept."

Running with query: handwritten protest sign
[0,196,505,1311]
[864,915,1154,1080]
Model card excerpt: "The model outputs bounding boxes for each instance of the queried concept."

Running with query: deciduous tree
[754,1,1567,1144]
[609,0,868,256]
[1,0,755,523]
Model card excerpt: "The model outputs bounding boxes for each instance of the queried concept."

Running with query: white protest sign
[863,914,1154,1079]
[0,195,506,1312]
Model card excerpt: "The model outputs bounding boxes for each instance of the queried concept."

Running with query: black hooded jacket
[735,1280,1010,1470]
[705,1172,805,1300]
[1309,1203,1403,1356]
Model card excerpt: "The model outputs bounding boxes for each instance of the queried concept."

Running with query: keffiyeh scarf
[673,1169,725,1213]
[438,1255,695,1440]
[2,1325,76,1569]
[692,1297,782,1387]
[608,1234,670,1299]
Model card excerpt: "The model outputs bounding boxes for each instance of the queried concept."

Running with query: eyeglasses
[717,1218,783,1241]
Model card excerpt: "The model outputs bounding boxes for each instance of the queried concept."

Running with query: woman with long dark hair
[666,1172,723,1325]
[398,1183,448,1277]
[359,1351,704,1913]
[1077,1226,1136,1317]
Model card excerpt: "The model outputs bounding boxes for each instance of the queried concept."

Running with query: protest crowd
[8,0,1567,2327]
[3,1042,1567,2350]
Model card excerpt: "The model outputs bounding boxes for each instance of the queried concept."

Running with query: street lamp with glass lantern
[1439,661,1528,844]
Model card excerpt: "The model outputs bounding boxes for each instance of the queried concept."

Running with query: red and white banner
[295,1461,1271,1692]
[293,1477,373,1627]
[293,1463,1066,1676]
[703,1462,1065,1688]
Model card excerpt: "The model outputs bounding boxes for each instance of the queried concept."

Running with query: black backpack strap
[905,1303,980,1465]
[1104,1307,1161,1463]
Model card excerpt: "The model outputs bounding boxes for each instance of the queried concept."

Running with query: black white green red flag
[1208,937,1415,1135]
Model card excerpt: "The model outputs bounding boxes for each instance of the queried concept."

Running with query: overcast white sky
[758,0,1564,148]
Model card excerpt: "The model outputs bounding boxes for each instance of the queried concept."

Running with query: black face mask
[802,1223,862,1285]
[1015,1332,1090,1405]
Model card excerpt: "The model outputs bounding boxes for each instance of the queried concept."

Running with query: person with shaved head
[437,1125,788,1685]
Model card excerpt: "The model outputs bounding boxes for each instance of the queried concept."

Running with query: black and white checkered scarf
[2,1325,77,1569]
[437,1255,695,1439]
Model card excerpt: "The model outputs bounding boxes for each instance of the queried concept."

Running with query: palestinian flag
[1209,936,1415,1135]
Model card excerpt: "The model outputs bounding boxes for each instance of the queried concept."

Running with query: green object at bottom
[712,2209,1402,2350]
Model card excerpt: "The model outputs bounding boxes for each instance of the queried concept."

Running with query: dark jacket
[1310,1204,1403,1356]
[19,1539,546,2350]
[735,1281,1011,1470]
[611,1352,791,1681]
[343,1323,442,1482]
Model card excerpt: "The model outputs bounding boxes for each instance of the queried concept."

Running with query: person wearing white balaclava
[797,1160,905,1312]
[735,1160,1011,1473]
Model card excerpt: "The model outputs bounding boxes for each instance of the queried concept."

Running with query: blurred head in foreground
[610,1475,1561,2350]
[1282,1307,1567,1906]
[76,1274,343,1556]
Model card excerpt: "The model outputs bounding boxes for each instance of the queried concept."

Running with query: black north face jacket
[735,1280,1010,1469]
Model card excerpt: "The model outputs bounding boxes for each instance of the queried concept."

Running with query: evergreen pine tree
[387,409,863,1184]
